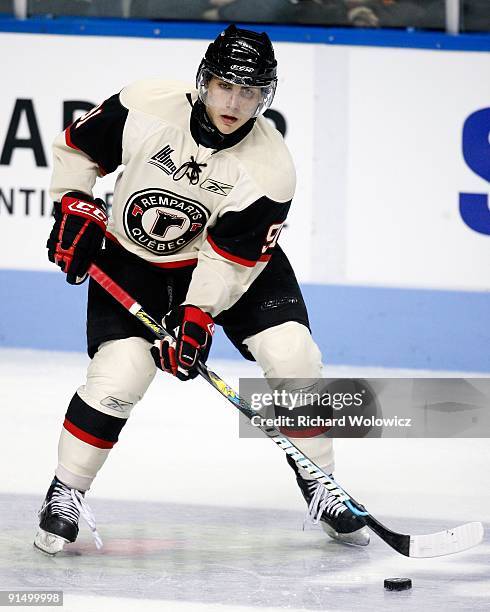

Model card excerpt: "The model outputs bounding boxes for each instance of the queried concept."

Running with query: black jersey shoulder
[207,196,291,266]
[67,93,128,174]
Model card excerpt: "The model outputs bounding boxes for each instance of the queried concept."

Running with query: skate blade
[33,528,68,555]
[322,524,370,547]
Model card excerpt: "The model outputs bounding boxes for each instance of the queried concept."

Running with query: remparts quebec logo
[123,188,209,254]
[148,145,178,175]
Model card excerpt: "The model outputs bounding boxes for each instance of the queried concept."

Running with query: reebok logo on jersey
[200,178,234,197]
[148,144,178,175]
[123,188,210,255]
[100,396,133,414]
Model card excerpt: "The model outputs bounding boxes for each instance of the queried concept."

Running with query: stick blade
[409,521,484,558]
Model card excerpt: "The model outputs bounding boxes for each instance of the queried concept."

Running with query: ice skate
[34,477,102,555]
[287,455,370,546]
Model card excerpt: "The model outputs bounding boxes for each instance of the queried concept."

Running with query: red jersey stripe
[63,418,115,449]
[64,127,80,151]
[207,235,258,268]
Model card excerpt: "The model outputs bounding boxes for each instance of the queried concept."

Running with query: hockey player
[35,25,369,554]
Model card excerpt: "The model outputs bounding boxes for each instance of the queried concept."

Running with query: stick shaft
[88,264,359,508]
[87,263,482,558]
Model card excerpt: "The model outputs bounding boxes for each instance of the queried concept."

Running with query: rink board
[1,268,488,372]
[0,24,489,370]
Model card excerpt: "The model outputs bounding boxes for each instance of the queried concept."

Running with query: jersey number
[261,222,284,254]
[75,104,103,128]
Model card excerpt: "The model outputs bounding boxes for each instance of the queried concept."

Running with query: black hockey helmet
[196,25,277,118]
[199,24,277,87]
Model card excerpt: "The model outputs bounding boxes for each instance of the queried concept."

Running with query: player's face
[205,77,262,134]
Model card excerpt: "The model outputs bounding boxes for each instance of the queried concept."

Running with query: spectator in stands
[25,0,448,29]
[129,0,213,20]
[462,0,490,32]
[344,0,380,27]
[27,0,134,18]
[344,1,445,30]
[28,0,213,20]
[208,0,348,25]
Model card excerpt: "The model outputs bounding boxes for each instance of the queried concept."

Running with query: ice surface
[2,493,489,612]
[0,348,489,612]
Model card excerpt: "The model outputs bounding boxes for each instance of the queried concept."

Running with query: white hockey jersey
[50,79,296,316]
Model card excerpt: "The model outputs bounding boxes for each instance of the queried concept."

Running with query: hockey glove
[47,191,107,285]
[151,305,215,381]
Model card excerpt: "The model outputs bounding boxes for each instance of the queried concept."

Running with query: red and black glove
[46,191,107,285]
[151,305,215,381]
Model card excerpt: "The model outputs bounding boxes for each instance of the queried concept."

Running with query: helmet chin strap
[190,98,256,150]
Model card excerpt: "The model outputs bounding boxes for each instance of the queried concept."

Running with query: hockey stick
[87,262,484,558]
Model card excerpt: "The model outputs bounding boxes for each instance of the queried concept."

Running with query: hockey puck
[384,578,412,591]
